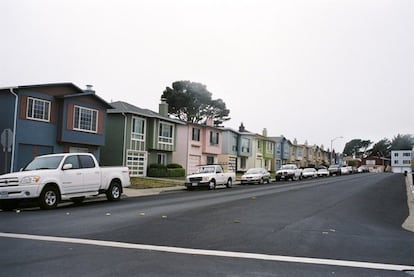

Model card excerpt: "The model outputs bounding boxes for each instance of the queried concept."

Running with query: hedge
[147,163,185,177]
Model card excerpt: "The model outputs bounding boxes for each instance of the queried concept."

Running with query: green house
[101,100,183,177]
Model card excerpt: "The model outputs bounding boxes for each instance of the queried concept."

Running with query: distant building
[391,150,413,173]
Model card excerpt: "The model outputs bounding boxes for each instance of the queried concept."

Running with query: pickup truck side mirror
[62,163,73,170]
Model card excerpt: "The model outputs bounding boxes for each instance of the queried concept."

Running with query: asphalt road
[1,173,413,276]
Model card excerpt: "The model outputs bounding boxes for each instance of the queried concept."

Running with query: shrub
[147,163,185,177]
[167,168,185,177]
[167,163,183,169]
[147,164,167,177]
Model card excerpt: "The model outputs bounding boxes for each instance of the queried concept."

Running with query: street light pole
[330,136,343,164]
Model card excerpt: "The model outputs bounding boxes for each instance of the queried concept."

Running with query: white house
[391,150,413,173]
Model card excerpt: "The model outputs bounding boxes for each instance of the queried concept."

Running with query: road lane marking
[1,232,413,272]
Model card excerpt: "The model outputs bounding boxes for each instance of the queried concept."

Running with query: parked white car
[241,168,271,184]
[185,165,235,190]
[317,168,330,177]
[0,153,130,210]
[340,166,352,175]
[302,168,318,178]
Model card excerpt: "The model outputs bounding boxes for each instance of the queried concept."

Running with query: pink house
[173,119,223,175]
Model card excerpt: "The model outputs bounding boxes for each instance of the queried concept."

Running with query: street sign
[1,128,13,152]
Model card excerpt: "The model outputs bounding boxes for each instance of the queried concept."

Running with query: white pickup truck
[185,165,235,190]
[0,153,130,210]
[275,164,302,181]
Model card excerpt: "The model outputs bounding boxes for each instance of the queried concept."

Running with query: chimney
[239,123,245,132]
[262,128,267,137]
[85,84,95,93]
[159,97,168,117]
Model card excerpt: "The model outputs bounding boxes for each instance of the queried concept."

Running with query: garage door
[127,150,147,177]
[188,155,201,174]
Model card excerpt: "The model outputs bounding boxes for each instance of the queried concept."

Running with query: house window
[210,131,219,145]
[232,136,238,152]
[207,156,215,165]
[241,138,250,153]
[192,128,200,141]
[27,97,51,122]
[132,117,145,141]
[403,160,410,165]
[403,153,411,157]
[257,141,262,150]
[74,106,98,133]
[159,122,173,144]
[157,153,167,165]
[394,153,399,157]
[266,142,273,152]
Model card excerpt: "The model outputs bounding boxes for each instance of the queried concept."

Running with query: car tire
[39,186,60,210]
[208,180,216,190]
[106,181,122,201]
[226,178,233,188]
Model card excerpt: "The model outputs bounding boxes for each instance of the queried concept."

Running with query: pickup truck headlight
[21,176,41,184]
[202,176,210,182]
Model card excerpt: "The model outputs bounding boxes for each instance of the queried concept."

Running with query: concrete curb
[402,173,414,232]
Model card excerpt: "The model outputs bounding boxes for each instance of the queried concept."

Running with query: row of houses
[0,83,335,176]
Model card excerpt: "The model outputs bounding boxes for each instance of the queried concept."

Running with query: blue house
[269,136,290,171]
[0,83,112,174]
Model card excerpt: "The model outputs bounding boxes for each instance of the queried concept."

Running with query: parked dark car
[328,165,341,176]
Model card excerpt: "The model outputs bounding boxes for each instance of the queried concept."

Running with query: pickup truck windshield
[196,166,215,173]
[281,165,295,170]
[23,156,64,171]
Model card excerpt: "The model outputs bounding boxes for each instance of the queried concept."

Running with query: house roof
[1,82,112,109]
[59,92,112,109]
[18,82,84,92]
[108,101,184,124]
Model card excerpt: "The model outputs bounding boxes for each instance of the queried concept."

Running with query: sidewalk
[403,172,414,232]
[123,185,186,197]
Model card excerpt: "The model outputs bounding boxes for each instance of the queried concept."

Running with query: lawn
[130,177,185,189]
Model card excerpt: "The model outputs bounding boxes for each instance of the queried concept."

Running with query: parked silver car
[241,168,271,184]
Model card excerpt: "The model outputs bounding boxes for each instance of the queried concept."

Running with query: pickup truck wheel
[39,186,60,210]
[208,180,216,190]
[226,178,233,188]
[106,181,122,201]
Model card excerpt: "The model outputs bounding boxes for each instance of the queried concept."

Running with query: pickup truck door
[61,155,84,194]
[79,155,101,192]
[215,166,226,184]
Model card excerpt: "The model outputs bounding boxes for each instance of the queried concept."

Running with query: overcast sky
[1,0,413,152]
